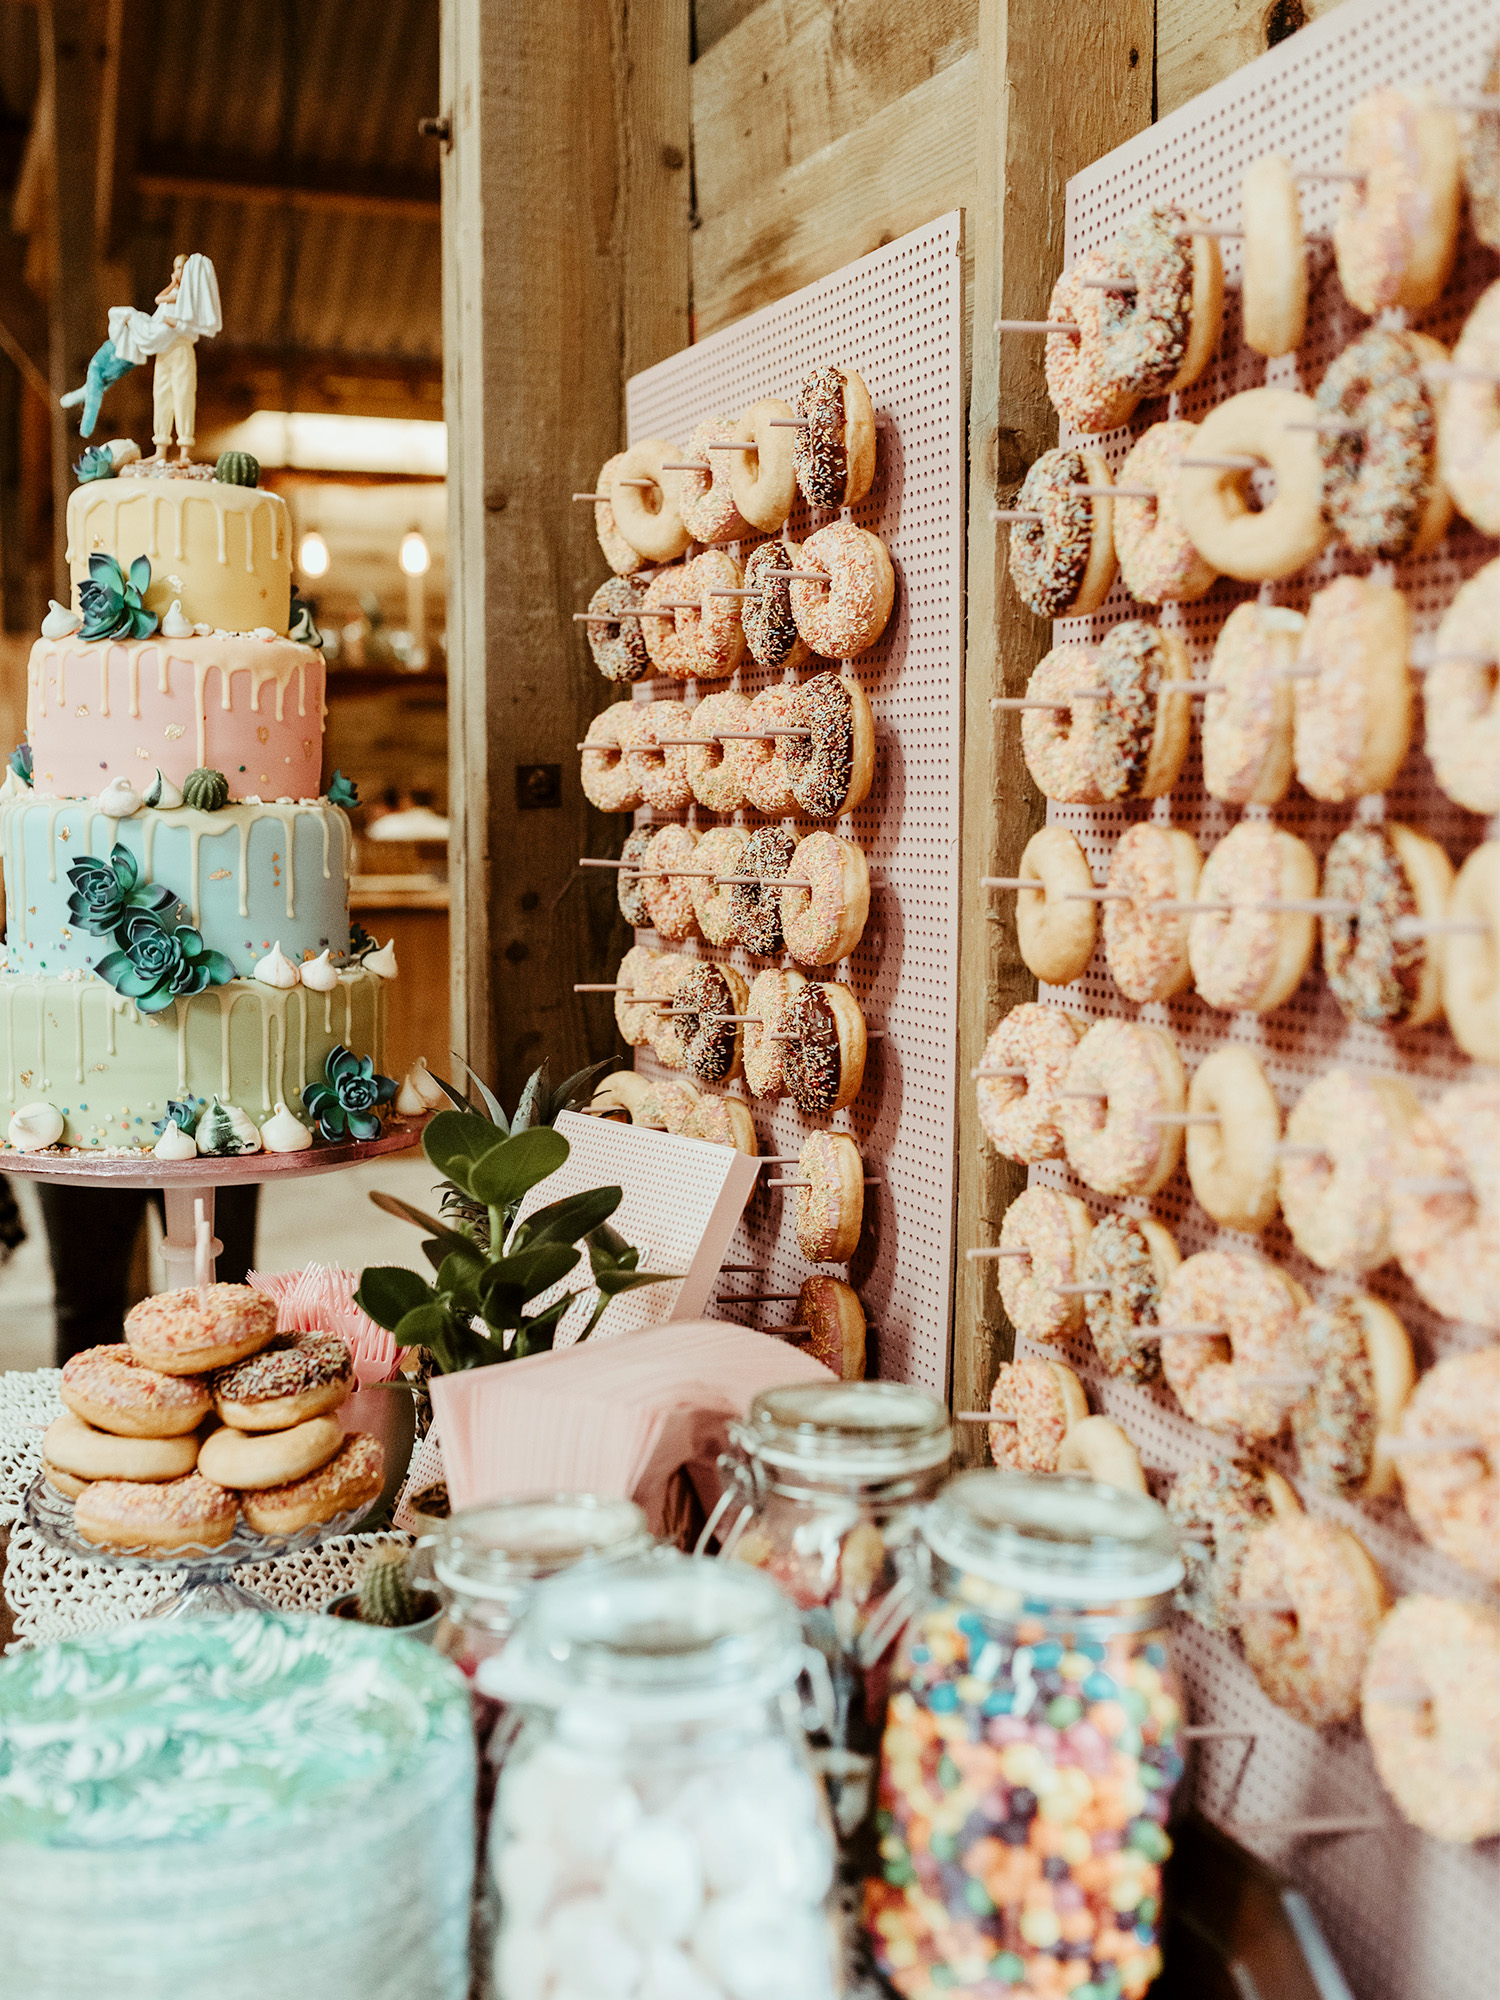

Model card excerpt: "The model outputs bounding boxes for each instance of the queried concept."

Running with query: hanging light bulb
[298,531,330,578]
[399,529,430,577]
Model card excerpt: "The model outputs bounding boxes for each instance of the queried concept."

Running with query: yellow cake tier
[67,474,293,635]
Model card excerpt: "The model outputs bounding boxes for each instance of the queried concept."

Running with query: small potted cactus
[325,1546,442,1643]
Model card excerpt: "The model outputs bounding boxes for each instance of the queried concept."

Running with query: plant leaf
[366,1187,478,1259]
[423,1108,509,1194]
[511,1064,547,1135]
[591,1265,682,1299]
[467,1125,569,1210]
[428,1072,476,1116]
[354,1265,435,1332]
[477,1240,580,1305]
[446,1051,507,1130]
[548,1057,622,1121]
[522,1184,621,1249]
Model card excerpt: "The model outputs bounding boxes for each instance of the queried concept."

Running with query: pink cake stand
[0,1116,429,1287]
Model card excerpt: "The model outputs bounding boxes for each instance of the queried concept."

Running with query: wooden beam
[95,0,148,259]
[40,0,100,594]
[442,0,691,1099]
[1156,0,1349,118]
[0,224,49,402]
[950,0,1152,1457]
[135,157,441,224]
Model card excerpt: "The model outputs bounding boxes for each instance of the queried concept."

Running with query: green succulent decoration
[289,587,322,648]
[9,742,32,785]
[66,844,177,937]
[95,911,235,1014]
[214,450,261,487]
[326,769,359,809]
[154,1094,204,1139]
[304,1044,397,1142]
[74,445,116,483]
[181,767,230,813]
[78,554,158,642]
[347,919,377,962]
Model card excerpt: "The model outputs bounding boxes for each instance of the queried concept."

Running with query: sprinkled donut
[639,565,697,679]
[613,943,663,1046]
[1320,822,1453,1028]
[1438,280,1500,534]
[1241,154,1308,358]
[793,1130,866,1263]
[1175,388,1328,582]
[1056,1416,1147,1495]
[1014,826,1097,985]
[781,981,867,1115]
[1113,423,1218,605]
[729,398,799,533]
[742,969,806,1098]
[1363,1595,1500,1844]
[677,548,746,679]
[60,1344,211,1439]
[792,1277,867,1380]
[1167,1459,1280,1634]
[679,417,754,544]
[585,574,651,682]
[740,683,801,815]
[1098,204,1223,400]
[731,824,795,956]
[1236,1515,1388,1729]
[1442,840,1500,1066]
[1007,446,1118,619]
[685,689,752,813]
[593,454,649,575]
[1279,1067,1418,1273]
[1044,249,1140,434]
[1202,600,1301,805]
[1392,1076,1500,1332]
[1185,1045,1281,1234]
[646,957,696,1071]
[615,825,654,928]
[742,540,812,671]
[1334,87,1462,315]
[1461,51,1500,250]
[635,1078,699,1132]
[681,1094,758,1155]
[975,1002,1086,1164]
[1290,1292,1415,1501]
[580,701,644,813]
[1058,1019,1185,1198]
[1157,1250,1307,1443]
[1080,1213,1180,1384]
[623,699,695,812]
[995,1185,1096,1342]
[125,1283,279,1376]
[1103,822,1201,1003]
[1315,328,1451,560]
[1391,1348,1500,1583]
[673,961,749,1084]
[241,1431,384,1538]
[1189,820,1317,1013]
[1426,555,1500,816]
[789,523,894,660]
[782,831,870,966]
[1019,646,1107,804]
[689,825,750,947]
[986,1357,1088,1473]
[784,671,876,818]
[793,364,877,509]
[74,1471,239,1554]
[1090,620,1193,800]
[607,440,690,563]
[640,823,702,943]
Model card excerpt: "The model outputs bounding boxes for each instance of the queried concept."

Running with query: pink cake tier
[26,634,325,802]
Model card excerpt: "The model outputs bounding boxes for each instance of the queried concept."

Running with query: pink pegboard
[614,214,966,1398]
[991,5,1499,1996]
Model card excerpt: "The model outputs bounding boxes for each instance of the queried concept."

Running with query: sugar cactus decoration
[74,445,117,484]
[9,741,32,785]
[78,553,158,642]
[181,767,230,812]
[303,1044,396,1142]
[214,450,260,488]
[356,1548,431,1627]
[326,770,359,809]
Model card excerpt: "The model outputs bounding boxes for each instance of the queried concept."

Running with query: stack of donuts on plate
[43,1282,383,1551]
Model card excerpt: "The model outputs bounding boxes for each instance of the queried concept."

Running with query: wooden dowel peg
[991,509,1045,524]
[966,1246,1032,1260]
[713,728,814,740]
[956,1411,1016,1424]
[1232,1815,1386,1838]
[1057,1088,1106,1100]
[1392,1175,1469,1194]
[757,1157,805,1165]
[970,1065,1028,1079]
[1275,666,1322,681]
[1239,1372,1318,1389]
[765,417,811,428]
[572,491,610,502]
[980,876,1043,891]
[1277,1143,1329,1160]
[1136,1325,1224,1339]
[667,1010,764,1022]
[1152,898,1233,914]
[572,982,630,993]
[720,1264,759,1273]
[1071,483,1156,498]
[718,1293,806,1303]
[763,568,831,585]
[1260,897,1358,915]
[1054,1283,1111,1296]
[769,1027,886,1041]
[1179,454,1263,471]
[766,1176,881,1189]
[713,873,812,887]
[617,476,660,488]
[707,439,759,450]
[1176,225,1244,239]
[1412,648,1494,668]
[1393,916,1491,939]
[573,611,646,622]
[995,319,1082,334]
[660,461,708,471]
[1228,1600,1298,1617]
[1382,1435,1481,1455]
[1180,1725,1258,1741]
[1284,419,1368,435]
[1423,362,1500,386]
[1150,1112,1222,1126]
[1160,680,1227,693]
[1442,94,1500,112]
[709,588,764,599]
[579,856,633,869]
[992,692,1108,710]
[1064,888,1130,902]
[1079,276,1138,291]
[1296,169,1365,184]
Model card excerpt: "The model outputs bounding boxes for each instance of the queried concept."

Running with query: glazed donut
[1393,1076,1500,1331]
[1056,1018,1186,1198]
[1461,51,1500,250]
[1044,250,1141,434]
[1202,601,1302,805]
[742,969,805,1098]
[1427,557,1500,815]
[1056,1416,1147,1495]
[1391,1348,1500,1583]
[42,1461,89,1501]
[685,690,752,813]
[624,701,695,813]
[741,540,812,671]
[241,1432,384,1536]
[792,1277,866,1381]
[1090,621,1193,801]
[1185,1045,1281,1234]
[1080,1213,1181,1384]
[646,957,696,1070]
[1167,1459,1284,1634]
[75,1471,239,1553]
[43,1411,199,1484]
[689,825,749,947]
[1175,389,1329,581]
[593,455,649,576]
[1157,1249,1308,1441]
[794,365,877,508]
[1112,424,1218,605]
[1291,1293,1415,1501]
[740,683,801,814]
[1019,646,1106,805]
[640,824,703,943]
[785,671,876,818]
[1014,827,1097,985]
[1103,822,1201,1002]
[607,440,689,562]
[1316,329,1452,559]
[1364,1597,1500,1844]
[1442,841,1500,1065]
[635,1078,700,1132]
[639,567,698,680]
[613,944,662,1046]
[615,826,655,930]
[580,702,645,814]
[198,1413,345,1491]
[1189,821,1318,1013]
[995,1185,1096,1342]
[728,399,799,532]
[1334,87,1462,315]
[587,1070,654,1123]
[986,1358,1089,1473]
[61,1344,210,1438]
[585,574,652,683]
[793,1131,865,1263]
[1236,1515,1388,1729]
[681,1094,758,1155]
[673,961,749,1084]
[789,523,894,660]
[679,417,754,544]
[781,981,867,1115]
[1320,822,1453,1028]
[731,824,796,957]
[1438,280,1500,534]
[125,1283,279,1376]
[975,1003,1086,1164]
[1007,446,1118,619]
[1241,154,1308,358]
[1100,204,1224,398]
[212,1333,354,1431]
[677,549,747,679]
[1278,1068,1419,1273]
[782,832,870,966]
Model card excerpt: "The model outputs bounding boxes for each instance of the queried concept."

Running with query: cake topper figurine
[61,254,223,460]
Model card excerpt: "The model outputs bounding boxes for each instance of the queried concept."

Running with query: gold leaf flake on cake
[256,726,270,744]
[208,868,230,881]
[75,705,89,717]
[135,746,151,760]
[164,724,185,740]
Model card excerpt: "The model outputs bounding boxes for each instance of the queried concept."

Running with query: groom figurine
[107,252,223,463]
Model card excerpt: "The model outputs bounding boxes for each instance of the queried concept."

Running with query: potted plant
[325,1546,442,1643]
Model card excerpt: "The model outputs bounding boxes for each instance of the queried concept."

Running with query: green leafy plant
[95,910,235,1013]
[78,553,158,642]
[65,844,177,937]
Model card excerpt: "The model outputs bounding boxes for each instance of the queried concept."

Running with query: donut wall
[599,214,965,1393]
[984,3,1499,1996]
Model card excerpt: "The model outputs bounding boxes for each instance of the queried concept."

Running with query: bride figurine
[106,253,223,465]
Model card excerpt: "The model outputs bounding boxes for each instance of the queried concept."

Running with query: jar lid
[921,1469,1184,1606]
[737,1380,952,1479]
[431,1493,651,1599]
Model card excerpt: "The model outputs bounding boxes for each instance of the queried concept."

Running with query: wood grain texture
[950,0,1153,1460]
[442,0,690,1100]
[1156,0,1350,116]
[40,0,100,594]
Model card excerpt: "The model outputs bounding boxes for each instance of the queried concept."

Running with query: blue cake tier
[0,795,352,977]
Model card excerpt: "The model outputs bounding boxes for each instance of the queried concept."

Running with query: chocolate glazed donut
[673,961,748,1083]
[781,981,867,1114]
[616,825,655,929]
[732,825,796,956]
[784,672,875,817]
[742,541,811,671]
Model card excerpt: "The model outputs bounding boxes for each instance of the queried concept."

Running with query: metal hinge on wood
[418,115,452,150]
